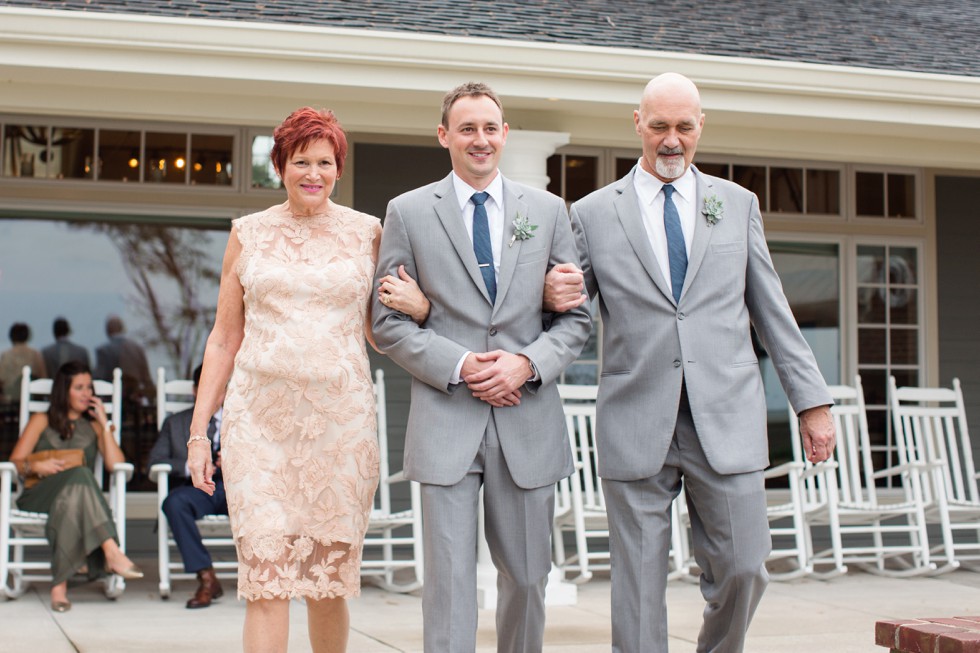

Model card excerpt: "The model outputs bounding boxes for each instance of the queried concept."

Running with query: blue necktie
[662,184,687,303]
[471,192,497,304]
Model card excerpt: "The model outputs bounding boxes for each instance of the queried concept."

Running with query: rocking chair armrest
[0,461,18,488]
[871,460,937,479]
[385,470,408,486]
[763,461,805,480]
[800,460,838,481]
[110,461,135,482]
[148,463,173,483]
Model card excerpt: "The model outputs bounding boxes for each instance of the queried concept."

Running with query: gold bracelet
[186,434,211,447]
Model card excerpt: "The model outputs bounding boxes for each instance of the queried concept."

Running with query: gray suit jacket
[571,166,832,480]
[373,173,593,489]
[42,339,90,377]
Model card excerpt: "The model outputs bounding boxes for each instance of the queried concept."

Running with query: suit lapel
[492,177,526,313]
[615,169,674,303]
[432,174,493,305]
[680,169,715,302]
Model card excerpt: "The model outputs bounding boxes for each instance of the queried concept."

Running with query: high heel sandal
[106,562,144,580]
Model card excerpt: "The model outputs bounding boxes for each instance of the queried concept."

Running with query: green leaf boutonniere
[509,213,538,247]
[702,195,724,226]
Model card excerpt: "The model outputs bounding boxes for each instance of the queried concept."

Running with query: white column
[499,129,570,189]
[477,129,577,609]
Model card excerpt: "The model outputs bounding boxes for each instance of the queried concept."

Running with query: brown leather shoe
[186,567,223,609]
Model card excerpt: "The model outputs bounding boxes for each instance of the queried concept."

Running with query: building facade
[1,1,978,485]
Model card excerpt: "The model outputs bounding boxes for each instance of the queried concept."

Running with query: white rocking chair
[890,376,977,572]
[553,384,688,583]
[789,377,935,578]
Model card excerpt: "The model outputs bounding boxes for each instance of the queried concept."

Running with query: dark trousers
[161,481,228,574]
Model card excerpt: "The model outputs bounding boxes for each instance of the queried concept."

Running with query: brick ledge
[876,617,980,653]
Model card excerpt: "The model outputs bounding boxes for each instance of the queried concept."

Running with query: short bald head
[634,73,705,182]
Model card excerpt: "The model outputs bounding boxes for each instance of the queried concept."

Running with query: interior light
[216,162,222,173]
[193,162,203,172]
[128,158,139,168]
[158,159,166,170]
[175,157,186,170]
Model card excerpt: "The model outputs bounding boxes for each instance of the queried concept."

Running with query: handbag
[24,449,85,489]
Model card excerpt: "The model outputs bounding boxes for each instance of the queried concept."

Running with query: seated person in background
[148,364,227,609]
[42,317,91,374]
[0,322,47,403]
[9,361,143,613]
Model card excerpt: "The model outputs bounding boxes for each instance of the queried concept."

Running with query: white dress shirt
[450,171,504,278]
[633,161,697,298]
[450,171,504,383]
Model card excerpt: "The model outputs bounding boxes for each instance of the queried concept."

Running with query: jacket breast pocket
[711,241,745,254]
[516,250,548,267]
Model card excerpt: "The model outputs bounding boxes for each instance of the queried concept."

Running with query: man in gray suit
[372,82,592,653]
[545,73,836,652]
[41,317,90,375]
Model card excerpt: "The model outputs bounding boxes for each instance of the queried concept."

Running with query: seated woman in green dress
[8,361,143,613]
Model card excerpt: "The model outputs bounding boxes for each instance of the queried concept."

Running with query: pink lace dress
[222,202,381,600]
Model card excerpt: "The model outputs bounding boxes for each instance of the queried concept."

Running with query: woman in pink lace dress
[187,107,424,652]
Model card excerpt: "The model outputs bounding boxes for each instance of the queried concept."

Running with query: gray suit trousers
[604,398,771,653]
[421,416,555,653]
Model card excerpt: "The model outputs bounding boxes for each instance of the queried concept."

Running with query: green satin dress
[16,419,119,585]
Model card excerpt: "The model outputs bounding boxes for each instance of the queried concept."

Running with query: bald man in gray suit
[545,73,836,652]
[373,82,592,653]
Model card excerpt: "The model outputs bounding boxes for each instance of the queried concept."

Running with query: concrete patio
[5,562,980,652]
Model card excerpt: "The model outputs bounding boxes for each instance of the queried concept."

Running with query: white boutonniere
[509,213,538,247]
[702,195,724,226]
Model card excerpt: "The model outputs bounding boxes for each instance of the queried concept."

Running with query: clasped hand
[543,262,586,312]
[462,350,532,408]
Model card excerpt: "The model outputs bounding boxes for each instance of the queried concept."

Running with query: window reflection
[145,132,189,184]
[0,217,226,382]
[733,165,766,207]
[615,157,636,180]
[546,153,598,204]
[694,161,728,179]
[856,171,917,220]
[48,127,95,180]
[855,243,921,477]
[806,169,840,214]
[887,174,915,218]
[856,172,885,216]
[0,216,228,487]
[190,134,234,186]
[769,167,803,213]
[99,130,142,182]
[3,125,49,178]
[764,242,840,466]
[251,135,281,189]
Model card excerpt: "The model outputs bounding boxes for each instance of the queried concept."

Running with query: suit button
[673,360,681,368]
[489,328,498,336]
[677,312,685,320]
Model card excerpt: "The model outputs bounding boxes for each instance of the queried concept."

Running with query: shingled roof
[2,0,978,78]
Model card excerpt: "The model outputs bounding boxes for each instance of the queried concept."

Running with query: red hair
[270,107,349,178]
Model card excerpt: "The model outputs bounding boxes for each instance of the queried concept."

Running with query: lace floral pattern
[224,202,381,600]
